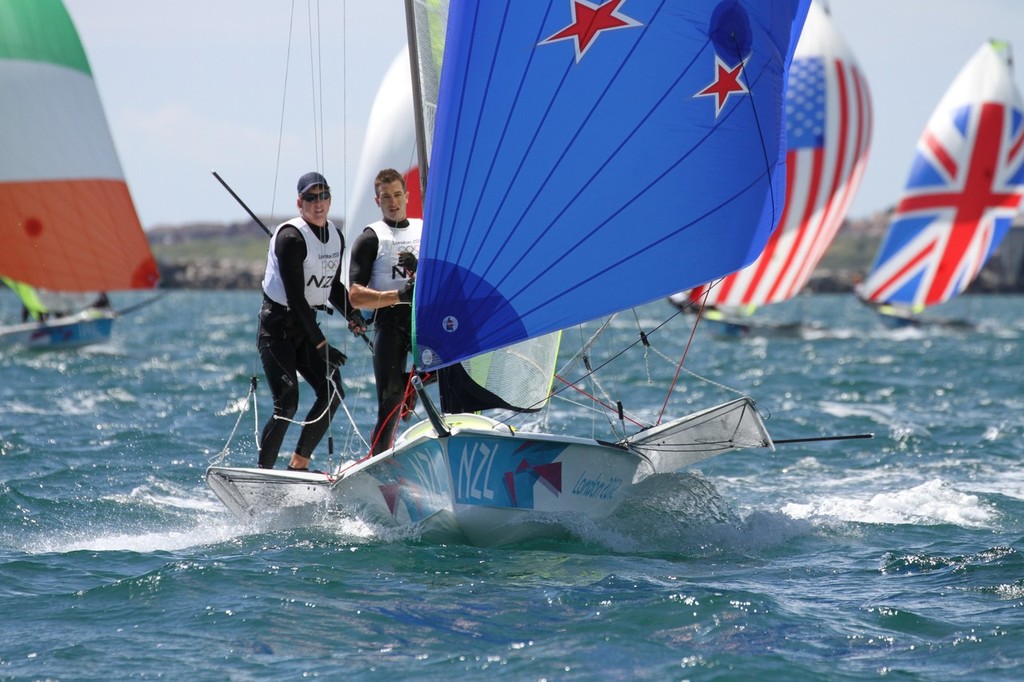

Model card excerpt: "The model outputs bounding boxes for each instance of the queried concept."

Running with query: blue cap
[297,171,330,194]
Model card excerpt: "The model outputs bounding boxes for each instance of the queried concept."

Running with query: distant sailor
[256,171,367,470]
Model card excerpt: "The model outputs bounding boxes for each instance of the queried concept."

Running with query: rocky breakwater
[158,258,264,289]
[149,221,270,289]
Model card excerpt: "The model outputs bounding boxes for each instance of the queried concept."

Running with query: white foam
[960,466,1024,502]
[21,502,386,555]
[782,478,995,528]
[818,400,897,423]
[29,520,244,554]
[795,324,856,340]
[105,476,225,512]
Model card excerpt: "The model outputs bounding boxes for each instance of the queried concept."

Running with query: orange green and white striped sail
[0,0,159,292]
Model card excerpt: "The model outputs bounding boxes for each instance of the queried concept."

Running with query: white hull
[0,309,115,348]
[206,398,771,546]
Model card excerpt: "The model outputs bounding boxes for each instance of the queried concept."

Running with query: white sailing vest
[262,218,342,307]
[366,218,422,292]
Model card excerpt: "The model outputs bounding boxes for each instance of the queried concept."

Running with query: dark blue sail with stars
[414,0,811,370]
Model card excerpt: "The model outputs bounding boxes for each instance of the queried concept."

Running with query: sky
[61,0,1024,230]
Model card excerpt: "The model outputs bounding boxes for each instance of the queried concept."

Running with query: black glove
[398,280,415,303]
[397,251,418,274]
[347,309,367,332]
[326,345,347,368]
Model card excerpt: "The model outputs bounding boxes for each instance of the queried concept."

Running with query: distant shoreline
[148,215,1024,293]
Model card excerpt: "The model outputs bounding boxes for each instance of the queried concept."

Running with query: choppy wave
[783,478,997,528]
[2,293,1024,680]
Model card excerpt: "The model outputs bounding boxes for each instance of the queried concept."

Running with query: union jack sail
[858,40,1024,310]
[690,1,871,312]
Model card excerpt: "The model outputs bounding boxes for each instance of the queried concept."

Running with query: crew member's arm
[348,229,413,309]
[327,227,367,334]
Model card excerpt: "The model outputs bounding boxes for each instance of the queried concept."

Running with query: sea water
[1,291,1022,681]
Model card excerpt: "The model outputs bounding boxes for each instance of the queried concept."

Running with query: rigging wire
[339,0,348,208]
[270,0,300,221]
[306,0,324,171]
[656,286,710,425]
[233,0,368,469]
[491,293,747,439]
[209,377,259,466]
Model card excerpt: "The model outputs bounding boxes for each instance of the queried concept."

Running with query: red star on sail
[695,54,750,117]
[540,0,642,62]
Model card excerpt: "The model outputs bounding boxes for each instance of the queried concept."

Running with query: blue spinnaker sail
[414,0,811,370]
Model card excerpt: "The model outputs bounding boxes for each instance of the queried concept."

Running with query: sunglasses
[301,190,331,202]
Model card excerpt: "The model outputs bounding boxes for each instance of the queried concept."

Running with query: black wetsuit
[257,222,355,468]
[349,219,414,454]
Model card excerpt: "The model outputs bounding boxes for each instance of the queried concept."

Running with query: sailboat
[856,40,1024,328]
[344,48,423,260]
[0,0,160,349]
[207,0,818,546]
[0,277,115,348]
[341,47,424,293]
[672,0,872,336]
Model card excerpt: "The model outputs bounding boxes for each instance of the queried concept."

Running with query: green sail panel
[0,0,158,292]
[0,0,91,75]
[0,276,48,318]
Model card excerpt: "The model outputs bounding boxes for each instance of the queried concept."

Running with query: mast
[403,0,430,201]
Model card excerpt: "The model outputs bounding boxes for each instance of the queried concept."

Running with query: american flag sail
[689,1,871,313]
[858,40,1024,311]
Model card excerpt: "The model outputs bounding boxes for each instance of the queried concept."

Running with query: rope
[209,380,258,466]
[656,286,709,425]
[269,375,343,429]
[552,374,645,429]
[366,372,418,457]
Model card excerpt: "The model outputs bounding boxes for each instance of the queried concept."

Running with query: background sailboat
[207,0,824,546]
[0,0,159,348]
[675,0,872,335]
[343,48,422,254]
[856,40,1024,327]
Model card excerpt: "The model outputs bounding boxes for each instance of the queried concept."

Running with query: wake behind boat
[202,0,868,547]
